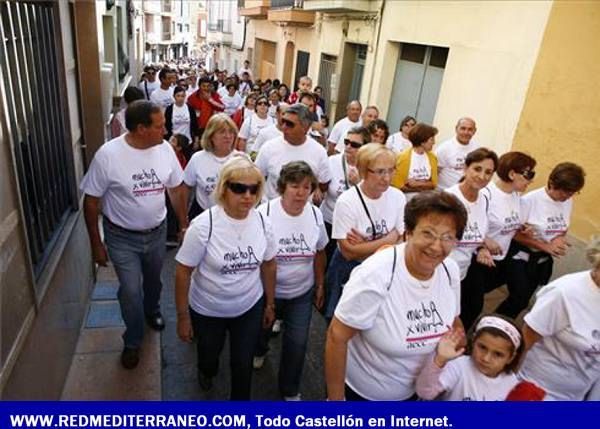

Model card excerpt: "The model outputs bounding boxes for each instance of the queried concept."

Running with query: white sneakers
[272,319,283,334]
[283,393,302,401]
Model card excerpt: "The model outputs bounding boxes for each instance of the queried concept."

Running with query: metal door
[318,53,336,112]
[294,50,309,90]
[348,44,366,102]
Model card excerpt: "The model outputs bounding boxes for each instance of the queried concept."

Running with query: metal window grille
[0,1,76,277]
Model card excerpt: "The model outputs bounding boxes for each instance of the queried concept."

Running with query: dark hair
[244,94,257,107]
[173,85,186,96]
[158,67,173,82]
[171,133,190,150]
[273,79,281,88]
[408,123,438,147]
[347,125,370,144]
[400,115,416,130]
[198,76,212,85]
[125,100,162,132]
[465,147,499,171]
[320,114,329,127]
[276,161,318,195]
[548,162,585,193]
[496,151,537,182]
[226,82,237,91]
[299,92,315,104]
[404,190,468,240]
[256,95,269,106]
[123,86,145,104]
[468,314,525,374]
[367,119,390,142]
[143,65,157,73]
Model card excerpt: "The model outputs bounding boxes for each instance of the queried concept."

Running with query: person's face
[278,86,288,98]
[298,79,311,92]
[347,103,362,122]
[246,97,256,110]
[169,136,179,151]
[547,185,579,202]
[227,86,236,95]
[281,112,308,145]
[269,92,280,103]
[300,97,315,111]
[256,98,269,115]
[167,72,177,87]
[187,74,196,86]
[174,91,186,106]
[401,119,416,136]
[471,332,515,378]
[509,168,535,193]
[362,108,379,127]
[463,158,495,191]
[421,135,435,152]
[282,177,313,212]
[146,69,157,82]
[364,154,395,193]
[200,82,212,93]
[140,112,166,146]
[405,213,458,276]
[371,128,387,144]
[455,119,476,145]
[211,126,235,154]
[343,133,364,158]
[314,87,322,97]
[223,175,260,216]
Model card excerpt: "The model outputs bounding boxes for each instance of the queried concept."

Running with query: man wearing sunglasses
[138,65,160,101]
[255,104,332,204]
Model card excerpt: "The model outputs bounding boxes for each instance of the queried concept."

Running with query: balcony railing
[271,0,303,9]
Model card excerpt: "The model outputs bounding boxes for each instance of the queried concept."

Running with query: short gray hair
[285,103,312,127]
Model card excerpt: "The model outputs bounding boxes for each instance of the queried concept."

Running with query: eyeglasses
[417,229,457,246]
[226,182,260,195]
[519,170,536,180]
[281,119,297,129]
[256,101,269,106]
[344,139,363,149]
[367,167,396,177]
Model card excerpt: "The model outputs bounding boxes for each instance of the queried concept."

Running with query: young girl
[416,315,524,401]
[169,133,191,169]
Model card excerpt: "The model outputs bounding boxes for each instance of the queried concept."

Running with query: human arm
[175,263,194,342]
[401,179,436,193]
[325,317,359,400]
[514,231,570,258]
[166,183,189,241]
[476,246,496,267]
[83,194,108,266]
[338,228,400,261]
[313,249,326,310]
[236,138,247,153]
[260,258,277,328]
[522,323,542,351]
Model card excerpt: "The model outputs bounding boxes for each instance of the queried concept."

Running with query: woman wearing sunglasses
[390,122,438,202]
[237,95,275,157]
[460,151,537,331]
[497,162,585,320]
[253,161,329,400]
[175,156,277,400]
[324,143,406,323]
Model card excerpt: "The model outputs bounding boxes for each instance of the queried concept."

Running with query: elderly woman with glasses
[252,161,329,400]
[391,123,438,202]
[325,191,467,401]
[237,95,275,157]
[497,162,586,320]
[460,151,537,331]
[324,143,406,322]
[175,157,277,400]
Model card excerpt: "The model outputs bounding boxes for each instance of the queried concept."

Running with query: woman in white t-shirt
[460,152,537,331]
[519,238,600,400]
[253,162,329,400]
[237,95,275,157]
[183,114,243,219]
[324,144,406,322]
[386,115,416,154]
[221,83,243,116]
[416,315,525,401]
[325,191,468,401]
[165,86,199,144]
[497,162,586,319]
[175,157,277,400]
[321,126,367,266]
[391,123,439,203]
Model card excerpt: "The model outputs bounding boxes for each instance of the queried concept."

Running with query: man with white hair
[327,100,362,155]
[434,117,479,189]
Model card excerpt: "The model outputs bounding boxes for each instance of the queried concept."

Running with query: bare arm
[313,249,327,310]
[260,258,277,328]
[338,229,400,261]
[167,183,189,239]
[236,137,247,153]
[523,323,542,351]
[401,179,436,193]
[83,194,108,266]
[514,231,569,258]
[325,317,359,400]
[175,263,194,342]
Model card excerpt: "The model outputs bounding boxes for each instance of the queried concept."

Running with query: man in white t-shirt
[150,68,177,110]
[328,100,362,155]
[138,65,160,100]
[81,101,188,370]
[255,104,331,202]
[434,117,479,189]
[238,60,253,82]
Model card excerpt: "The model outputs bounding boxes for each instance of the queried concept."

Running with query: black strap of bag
[355,185,377,240]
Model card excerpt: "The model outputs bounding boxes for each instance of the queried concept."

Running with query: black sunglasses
[227,182,259,195]
[256,101,269,106]
[519,170,536,180]
[344,139,363,149]
[281,119,296,129]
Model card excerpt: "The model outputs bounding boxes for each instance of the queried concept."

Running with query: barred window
[0,1,76,277]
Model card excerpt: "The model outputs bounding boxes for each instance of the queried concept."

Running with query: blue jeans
[103,218,166,348]
[255,288,314,397]
[324,248,361,321]
[190,297,264,400]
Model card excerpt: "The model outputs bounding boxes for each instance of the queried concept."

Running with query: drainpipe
[366,0,385,104]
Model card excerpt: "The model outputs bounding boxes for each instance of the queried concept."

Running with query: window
[0,1,76,276]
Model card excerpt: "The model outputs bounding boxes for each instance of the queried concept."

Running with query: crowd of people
[81,59,598,401]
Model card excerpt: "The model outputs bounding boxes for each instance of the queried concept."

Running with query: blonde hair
[356,143,396,178]
[213,156,264,205]
[586,236,600,269]
[201,113,238,152]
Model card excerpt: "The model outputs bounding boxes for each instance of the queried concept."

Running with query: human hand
[484,238,503,256]
[544,239,569,258]
[177,315,193,343]
[312,188,324,206]
[434,329,466,367]
[346,228,367,245]
[385,228,401,244]
[92,242,109,266]
[314,285,325,310]
[477,247,496,267]
[347,167,360,185]
[263,305,276,328]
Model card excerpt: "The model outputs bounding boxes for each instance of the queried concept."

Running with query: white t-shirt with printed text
[486,182,522,260]
[171,104,192,140]
[150,86,174,110]
[321,154,355,224]
[258,198,328,299]
[253,124,282,154]
[222,92,243,116]
[408,151,433,181]
[434,137,480,189]
[519,271,600,400]
[520,187,573,244]
[80,136,183,230]
[175,206,277,318]
[329,117,361,153]
[335,244,461,400]
[387,132,412,154]
[239,113,275,154]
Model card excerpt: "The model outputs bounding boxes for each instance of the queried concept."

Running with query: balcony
[162,0,172,14]
[268,0,315,26]
[302,0,375,13]
[239,0,270,18]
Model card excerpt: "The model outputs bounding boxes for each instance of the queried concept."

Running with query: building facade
[143,0,193,63]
